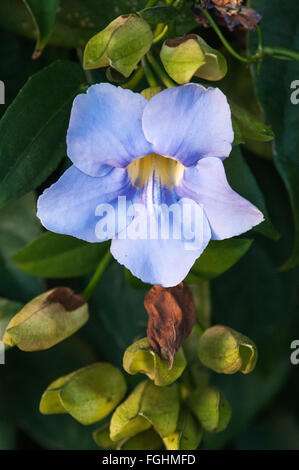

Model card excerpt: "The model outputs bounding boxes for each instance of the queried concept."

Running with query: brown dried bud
[144,283,196,368]
[192,0,261,31]
[212,1,243,6]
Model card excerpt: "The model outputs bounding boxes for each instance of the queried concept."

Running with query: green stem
[257,25,263,52]
[203,10,250,63]
[146,52,176,88]
[194,323,204,337]
[82,250,112,301]
[167,20,176,39]
[77,48,93,84]
[262,46,299,62]
[153,24,169,44]
[142,56,159,87]
[203,9,299,64]
[122,67,144,90]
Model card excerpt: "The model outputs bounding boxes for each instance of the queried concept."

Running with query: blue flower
[37,83,263,287]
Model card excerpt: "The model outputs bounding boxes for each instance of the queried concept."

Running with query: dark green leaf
[2,337,99,449]
[22,0,59,55]
[0,193,45,302]
[0,0,195,49]
[0,0,145,48]
[230,100,274,143]
[0,31,70,119]
[248,0,299,268]
[0,297,23,341]
[235,412,299,450]
[224,146,279,240]
[125,268,151,290]
[186,238,253,283]
[232,118,245,146]
[139,6,178,26]
[205,226,299,448]
[13,232,109,278]
[0,419,15,450]
[85,263,147,367]
[0,386,15,450]
[0,60,85,208]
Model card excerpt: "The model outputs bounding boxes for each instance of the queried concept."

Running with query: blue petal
[67,83,153,177]
[37,165,135,242]
[176,157,264,240]
[111,177,211,287]
[142,84,233,167]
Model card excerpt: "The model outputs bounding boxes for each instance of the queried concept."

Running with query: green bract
[40,362,127,425]
[160,34,227,84]
[198,325,258,374]
[110,381,180,441]
[188,386,231,433]
[163,410,202,450]
[83,14,153,77]
[3,287,89,351]
[123,337,186,386]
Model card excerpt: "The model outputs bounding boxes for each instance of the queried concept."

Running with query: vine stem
[262,46,299,62]
[202,10,250,63]
[203,9,299,64]
[81,250,112,301]
[122,67,144,90]
[146,52,176,88]
[142,56,159,87]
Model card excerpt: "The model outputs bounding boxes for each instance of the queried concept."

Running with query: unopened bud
[3,287,89,351]
[83,14,153,77]
[123,337,186,386]
[188,386,231,432]
[110,381,179,441]
[160,34,227,84]
[40,362,127,425]
[121,428,163,451]
[163,410,202,450]
[198,325,258,374]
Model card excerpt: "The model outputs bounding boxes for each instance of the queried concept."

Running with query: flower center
[127,153,184,188]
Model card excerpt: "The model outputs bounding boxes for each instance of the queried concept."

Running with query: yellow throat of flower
[127,153,184,188]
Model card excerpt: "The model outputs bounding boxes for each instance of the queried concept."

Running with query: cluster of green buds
[9,280,257,452]
[1,274,258,451]
[82,12,227,84]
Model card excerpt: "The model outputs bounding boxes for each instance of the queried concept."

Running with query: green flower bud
[123,337,186,386]
[93,424,118,449]
[40,362,127,425]
[194,36,227,81]
[83,14,153,77]
[198,325,258,374]
[141,87,163,101]
[110,381,152,441]
[163,410,202,450]
[2,287,89,351]
[93,423,163,450]
[188,386,231,433]
[160,35,205,85]
[110,381,180,441]
[160,34,227,84]
[120,428,163,451]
